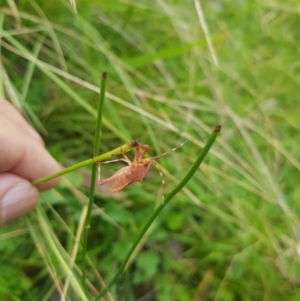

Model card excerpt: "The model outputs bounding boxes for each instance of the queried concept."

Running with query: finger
[0,173,39,227]
[0,115,61,190]
[0,98,43,145]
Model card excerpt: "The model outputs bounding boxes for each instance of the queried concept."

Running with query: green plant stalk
[94,125,222,300]
[26,212,90,301]
[32,142,135,185]
[81,72,107,291]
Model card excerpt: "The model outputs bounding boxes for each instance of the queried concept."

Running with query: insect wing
[98,166,132,193]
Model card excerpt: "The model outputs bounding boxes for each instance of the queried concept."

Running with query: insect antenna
[150,140,187,160]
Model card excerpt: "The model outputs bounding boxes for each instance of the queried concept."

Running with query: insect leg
[140,144,150,158]
[121,153,132,165]
[149,160,166,201]
[134,144,150,161]
[98,162,101,182]
[133,145,141,161]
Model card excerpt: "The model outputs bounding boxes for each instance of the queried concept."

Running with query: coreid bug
[97,141,186,193]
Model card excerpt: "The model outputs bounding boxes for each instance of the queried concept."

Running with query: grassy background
[1,0,300,300]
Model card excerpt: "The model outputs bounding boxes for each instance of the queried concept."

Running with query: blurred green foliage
[1,0,300,300]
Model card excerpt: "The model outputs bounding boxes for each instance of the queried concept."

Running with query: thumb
[0,173,39,227]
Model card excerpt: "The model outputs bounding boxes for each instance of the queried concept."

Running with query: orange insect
[98,140,186,193]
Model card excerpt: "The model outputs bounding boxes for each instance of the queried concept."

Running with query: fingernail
[1,182,39,226]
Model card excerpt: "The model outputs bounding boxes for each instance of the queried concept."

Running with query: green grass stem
[93,125,222,300]
[81,72,107,291]
[32,142,135,185]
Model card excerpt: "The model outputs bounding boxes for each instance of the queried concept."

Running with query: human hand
[0,98,61,227]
